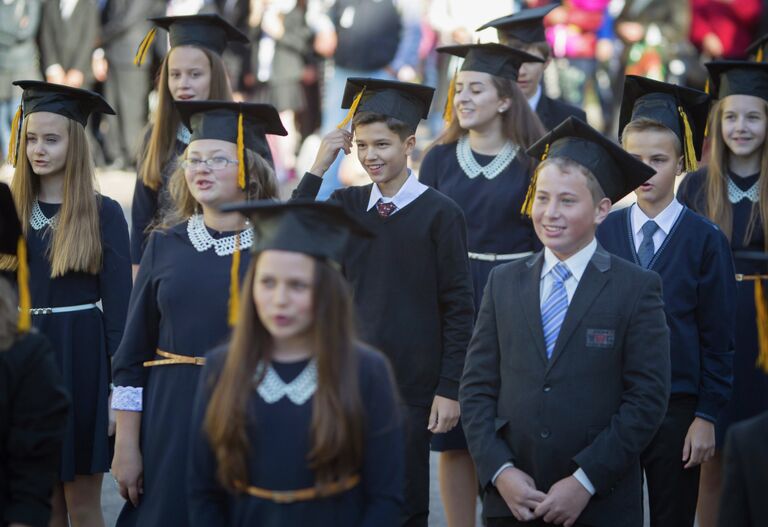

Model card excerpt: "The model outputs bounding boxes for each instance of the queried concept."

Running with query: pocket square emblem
[586,329,614,348]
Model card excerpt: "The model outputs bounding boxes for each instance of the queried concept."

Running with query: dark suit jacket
[38,0,98,83]
[460,244,670,526]
[536,95,587,131]
[718,412,768,527]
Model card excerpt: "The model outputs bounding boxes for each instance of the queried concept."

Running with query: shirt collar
[528,85,543,112]
[542,238,597,282]
[631,199,683,237]
[366,169,426,211]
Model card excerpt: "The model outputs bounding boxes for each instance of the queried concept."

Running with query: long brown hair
[139,46,233,191]
[162,147,278,227]
[204,256,364,489]
[704,98,768,248]
[9,117,102,277]
[430,74,546,151]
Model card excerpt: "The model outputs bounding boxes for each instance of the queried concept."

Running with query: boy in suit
[292,78,475,527]
[460,116,671,527]
[597,76,736,526]
[477,5,587,130]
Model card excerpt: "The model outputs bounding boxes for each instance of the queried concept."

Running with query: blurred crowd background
[2,0,768,189]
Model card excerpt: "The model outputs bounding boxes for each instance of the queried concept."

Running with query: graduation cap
[476,4,559,44]
[704,61,768,102]
[746,34,768,62]
[522,116,656,214]
[135,13,250,66]
[619,75,711,172]
[337,78,434,132]
[436,43,544,122]
[0,182,31,332]
[6,80,116,166]
[175,100,287,190]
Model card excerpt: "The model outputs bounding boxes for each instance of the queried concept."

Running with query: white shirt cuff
[492,462,515,486]
[573,468,595,495]
[111,386,143,411]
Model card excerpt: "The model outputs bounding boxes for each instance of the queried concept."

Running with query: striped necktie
[541,262,571,359]
[637,220,659,268]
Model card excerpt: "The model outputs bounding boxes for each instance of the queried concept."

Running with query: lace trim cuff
[112,386,143,411]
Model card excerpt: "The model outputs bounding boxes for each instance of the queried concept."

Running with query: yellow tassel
[16,237,31,333]
[7,104,21,167]
[133,27,157,67]
[337,87,366,129]
[704,112,710,139]
[704,78,709,95]
[756,279,768,373]
[443,68,458,125]
[758,47,764,62]
[678,106,698,172]
[228,234,241,327]
[521,144,549,216]
[237,112,246,190]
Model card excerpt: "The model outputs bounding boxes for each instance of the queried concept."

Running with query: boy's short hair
[505,37,551,61]
[621,117,682,158]
[537,156,606,204]
[351,111,415,140]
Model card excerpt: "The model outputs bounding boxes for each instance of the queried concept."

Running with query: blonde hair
[163,148,279,227]
[0,278,19,351]
[621,117,683,159]
[704,98,768,248]
[9,117,102,277]
[536,156,606,204]
[139,46,233,191]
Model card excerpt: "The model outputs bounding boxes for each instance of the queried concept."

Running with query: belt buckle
[272,491,298,504]
[30,308,53,315]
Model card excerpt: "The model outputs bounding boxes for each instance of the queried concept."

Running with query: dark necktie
[638,220,659,268]
[376,199,398,218]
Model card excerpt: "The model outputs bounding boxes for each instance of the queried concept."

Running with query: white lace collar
[728,177,760,203]
[186,214,253,256]
[255,360,317,405]
[456,134,519,180]
[30,199,58,231]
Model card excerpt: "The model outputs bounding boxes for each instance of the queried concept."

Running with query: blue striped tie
[541,262,572,359]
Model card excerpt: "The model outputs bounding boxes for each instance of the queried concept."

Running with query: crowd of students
[1,5,767,527]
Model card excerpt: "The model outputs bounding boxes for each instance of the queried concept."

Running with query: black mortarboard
[338,78,434,132]
[436,43,543,81]
[522,117,656,212]
[705,61,768,101]
[746,34,768,62]
[476,4,559,44]
[0,182,31,331]
[220,199,374,264]
[176,100,287,190]
[135,14,249,66]
[619,75,711,170]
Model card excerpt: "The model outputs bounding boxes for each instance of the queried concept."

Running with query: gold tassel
[16,237,31,333]
[237,112,246,190]
[228,234,241,327]
[756,279,768,373]
[7,104,22,167]
[521,144,549,217]
[704,78,709,95]
[337,87,366,129]
[443,68,458,125]
[758,47,764,62]
[133,27,157,67]
[678,106,698,172]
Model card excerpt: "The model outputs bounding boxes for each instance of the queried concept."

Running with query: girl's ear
[499,97,512,113]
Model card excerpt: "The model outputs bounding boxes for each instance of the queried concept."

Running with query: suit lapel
[536,96,551,130]
[520,252,548,364]
[547,246,611,371]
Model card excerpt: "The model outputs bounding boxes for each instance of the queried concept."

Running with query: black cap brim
[705,61,768,101]
[341,78,434,130]
[476,4,559,43]
[437,43,543,81]
[13,80,115,126]
[149,13,249,54]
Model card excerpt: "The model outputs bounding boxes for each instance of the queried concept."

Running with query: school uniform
[598,201,736,524]
[532,87,587,131]
[188,346,403,527]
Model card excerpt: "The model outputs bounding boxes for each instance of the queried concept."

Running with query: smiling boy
[597,76,736,526]
[461,116,670,527]
[291,78,475,527]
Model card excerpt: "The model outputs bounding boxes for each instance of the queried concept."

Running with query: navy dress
[188,347,404,527]
[418,140,540,450]
[112,219,251,527]
[27,197,130,481]
[678,169,768,444]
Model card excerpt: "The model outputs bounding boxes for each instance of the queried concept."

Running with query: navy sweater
[597,205,736,421]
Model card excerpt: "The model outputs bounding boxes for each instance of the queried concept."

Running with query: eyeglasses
[181,157,239,170]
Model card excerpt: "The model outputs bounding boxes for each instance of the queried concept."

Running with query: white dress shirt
[630,199,683,254]
[528,85,543,112]
[366,170,428,214]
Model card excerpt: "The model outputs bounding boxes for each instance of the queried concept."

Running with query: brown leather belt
[143,349,206,367]
[235,474,360,503]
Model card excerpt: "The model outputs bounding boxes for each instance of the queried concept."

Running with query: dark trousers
[104,65,150,163]
[400,404,431,527]
[642,394,700,527]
